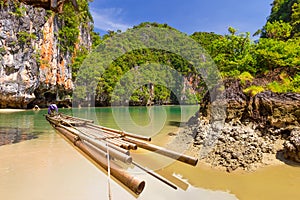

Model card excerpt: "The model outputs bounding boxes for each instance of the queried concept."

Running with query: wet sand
[0,131,238,200]
[134,131,300,200]
[1,132,299,200]
[160,152,300,200]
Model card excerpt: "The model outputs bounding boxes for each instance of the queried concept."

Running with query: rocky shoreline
[173,79,300,172]
[189,118,284,172]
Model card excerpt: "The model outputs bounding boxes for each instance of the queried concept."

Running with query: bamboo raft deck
[45,113,198,195]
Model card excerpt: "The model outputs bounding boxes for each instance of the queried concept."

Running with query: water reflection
[0,127,38,146]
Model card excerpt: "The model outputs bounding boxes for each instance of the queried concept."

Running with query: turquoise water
[0,106,199,146]
[0,106,238,200]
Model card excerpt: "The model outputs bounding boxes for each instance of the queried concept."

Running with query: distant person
[48,104,58,115]
[33,105,40,111]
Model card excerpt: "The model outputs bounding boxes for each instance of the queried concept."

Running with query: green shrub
[254,38,300,71]
[14,5,26,17]
[290,74,300,93]
[17,31,36,44]
[266,74,300,93]
[0,46,5,54]
[243,85,265,96]
[267,81,284,93]
[238,71,254,85]
[267,78,291,93]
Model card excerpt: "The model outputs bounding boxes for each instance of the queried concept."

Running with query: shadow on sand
[276,150,300,167]
[168,121,183,127]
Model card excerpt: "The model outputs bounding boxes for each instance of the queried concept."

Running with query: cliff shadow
[276,150,300,167]
[168,121,183,127]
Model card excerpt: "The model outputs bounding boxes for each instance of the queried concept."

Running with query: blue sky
[89,0,273,37]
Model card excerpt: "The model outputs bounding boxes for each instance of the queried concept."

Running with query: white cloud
[90,8,131,33]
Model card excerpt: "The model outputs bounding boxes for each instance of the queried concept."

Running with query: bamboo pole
[84,128,137,150]
[46,114,201,195]
[47,114,198,166]
[48,114,150,142]
[154,170,189,191]
[113,138,137,150]
[107,143,130,155]
[60,113,94,123]
[68,125,130,155]
[59,124,132,164]
[87,123,151,141]
[106,138,129,149]
[123,137,198,166]
[54,126,145,195]
[84,141,108,158]
[132,161,177,190]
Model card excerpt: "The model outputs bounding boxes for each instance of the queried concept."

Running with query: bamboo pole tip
[126,157,133,164]
[129,178,145,195]
[136,181,146,195]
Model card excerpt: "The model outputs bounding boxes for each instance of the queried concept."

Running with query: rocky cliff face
[199,79,300,128]
[0,0,92,108]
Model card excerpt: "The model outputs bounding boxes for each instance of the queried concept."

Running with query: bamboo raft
[45,113,198,195]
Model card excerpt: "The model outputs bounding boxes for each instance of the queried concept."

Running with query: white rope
[106,141,112,200]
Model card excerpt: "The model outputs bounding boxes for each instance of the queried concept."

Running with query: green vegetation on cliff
[265,0,300,38]
[73,1,299,105]
[55,0,100,81]
[58,0,92,53]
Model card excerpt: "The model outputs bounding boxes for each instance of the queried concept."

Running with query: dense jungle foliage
[73,0,300,106]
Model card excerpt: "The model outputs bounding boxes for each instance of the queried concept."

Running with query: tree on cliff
[20,0,79,12]
[252,0,300,94]
[261,0,300,38]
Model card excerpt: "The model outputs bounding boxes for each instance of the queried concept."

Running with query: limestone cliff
[0,0,92,108]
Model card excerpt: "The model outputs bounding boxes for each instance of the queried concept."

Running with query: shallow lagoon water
[0,106,299,200]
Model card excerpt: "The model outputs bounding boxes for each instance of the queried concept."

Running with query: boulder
[283,129,300,162]
[251,92,300,129]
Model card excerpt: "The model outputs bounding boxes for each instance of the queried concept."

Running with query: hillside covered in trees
[73,0,299,106]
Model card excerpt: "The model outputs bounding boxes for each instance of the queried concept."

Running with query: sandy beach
[0,109,26,113]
